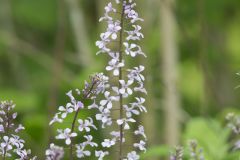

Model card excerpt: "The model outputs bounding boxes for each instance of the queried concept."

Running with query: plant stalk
[118,1,125,160]
[69,81,97,160]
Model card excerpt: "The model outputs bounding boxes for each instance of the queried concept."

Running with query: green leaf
[183,118,230,160]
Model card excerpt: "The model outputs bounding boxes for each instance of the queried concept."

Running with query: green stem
[69,81,97,160]
[118,2,125,160]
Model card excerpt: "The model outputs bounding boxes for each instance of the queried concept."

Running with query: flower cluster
[45,143,64,160]
[170,146,183,160]
[226,113,240,134]
[48,73,111,159]
[226,113,240,151]
[188,140,205,160]
[169,140,205,160]
[0,101,36,159]
[95,0,147,159]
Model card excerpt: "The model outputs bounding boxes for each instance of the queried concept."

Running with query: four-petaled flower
[95,150,109,160]
[82,135,98,147]
[134,140,146,152]
[128,65,145,82]
[56,128,77,145]
[106,21,121,40]
[75,145,91,158]
[46,143,64,160]
[119,80,134,97]
[66,90,84,111]
[131,97,147,112]
[0,136,13,156]
[106,58,124,76]
[96,109,112,128]
[49,113,63,125]
[58,104,74,119]
[78,117,97,132]
[125,25,144,41]
[117,118,136,130]
[123,42,146,57]
[134,125,147,140]
[125,151,140,160]
[124,105,140,118]
[102,139,116,148]
[100,91,119,109]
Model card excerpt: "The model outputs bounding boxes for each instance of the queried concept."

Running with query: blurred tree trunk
[48,0,66,142]
[65,0,94,67]
[140,0,158,148]
[160,0,181,146]
[197,0,209,114]
[197,0,235,112]
[0,0,28,89]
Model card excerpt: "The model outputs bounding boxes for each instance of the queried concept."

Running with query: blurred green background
[1,0,240,159]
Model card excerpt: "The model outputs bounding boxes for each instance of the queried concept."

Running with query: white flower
[78,117,97,132]
[105,2,116,13]
[99,2,116,22]
[46,143,64,160]
[127,65,145,82]
[119,80,134,96]
[110,131,120,138]
[110,131,125,142]
[49,113,63,125]
[96,108,112,128]
[0,136,13,156]
[124,7,143,23]
[131,97,147,112]
[15,124,25,133]
[100,91,119,109]
[66,90,75,103]
[58,104,74,119]
[134,82,147,94]
[134,125,147,140]
[82,135,98,147]
[96,33,111,54]
[0,124,4,133]
[106,58,124,76]
[123,105,140,118]
[88,100,99,109]
[125,25,144,41]
[16,149,31,160]
[125,151,140,160]
[102,139,115,148]
[56,128,77,145]
[12,112,17,119]
[95,150,109,160]
[66,90,84,111]
[75,145,91,158]
[117,118,136,130]
[95,73,110,94]
[123,42,146,57]
[106,21,121,40]
[10,135,24,149]
[134,140,146,152]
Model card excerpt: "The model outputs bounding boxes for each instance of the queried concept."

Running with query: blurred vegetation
[0,0,240,159]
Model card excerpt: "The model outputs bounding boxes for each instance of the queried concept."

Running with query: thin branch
[65,0,94,67]
[69,81,97,160]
